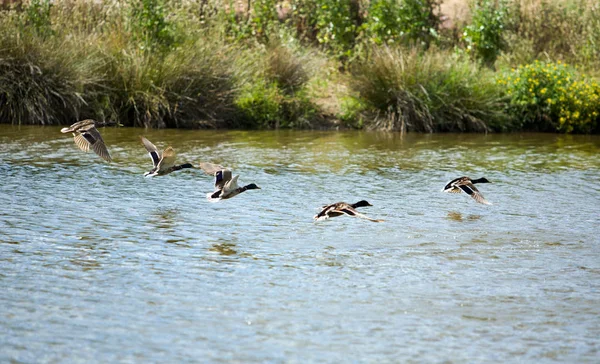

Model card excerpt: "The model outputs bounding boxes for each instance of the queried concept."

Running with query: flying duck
[141,136,193,177]
[314,200,384,222]
[442,176,492,205]
[199,162,260,201]
[60,119,112,162]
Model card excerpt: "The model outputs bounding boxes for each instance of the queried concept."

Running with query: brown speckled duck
[442,176,492,205]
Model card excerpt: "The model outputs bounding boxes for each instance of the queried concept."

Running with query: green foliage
[306,0,360,58]
[503,0,600,71]
[349,46,508,132]
[235,80,282,128]
[462,0,508,67]
[223,0,279,42]
[362,0,441,47]
[22,0,54,37]
[498,60,600,133]
[129,0,176,50]
[362,0,404,46]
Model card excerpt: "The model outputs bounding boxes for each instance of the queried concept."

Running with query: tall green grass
[347,47,509,132]
[0,0,599,132]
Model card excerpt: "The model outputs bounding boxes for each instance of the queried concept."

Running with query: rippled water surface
[1,125,599,362]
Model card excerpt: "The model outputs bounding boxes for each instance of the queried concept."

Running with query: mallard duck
[60,119,112,162]
[314,200,384,222]
[442,176,492,205]
[199,162,260,201]
[141,136,193,177]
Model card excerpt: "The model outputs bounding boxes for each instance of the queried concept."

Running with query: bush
[235,79,282,128]
[503,0,600,71]
[347,46,508,132]
[129,0,177,50]
[462,0,508,68]
[0,26,102,125]
[362,0,441,47]
[498,60,600,133]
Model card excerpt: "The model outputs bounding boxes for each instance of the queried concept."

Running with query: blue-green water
[1,125,599,362]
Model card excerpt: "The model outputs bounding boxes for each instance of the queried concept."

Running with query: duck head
[352,200,372,208]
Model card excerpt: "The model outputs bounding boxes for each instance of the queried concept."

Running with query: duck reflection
[446,211,482,222]
[148,208,180,230]
[209,242,238,256]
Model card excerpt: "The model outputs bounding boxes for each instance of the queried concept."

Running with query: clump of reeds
[348,46,509,132]
[0,21,104,125]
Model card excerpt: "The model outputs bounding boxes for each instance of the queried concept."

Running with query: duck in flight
[314,200,384,222]
[141,136,193,177]
[60,119,112,162]
[442,176,492,205]
[199,162,260,201]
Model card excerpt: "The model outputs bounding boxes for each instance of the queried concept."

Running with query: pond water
[1,125,599,362]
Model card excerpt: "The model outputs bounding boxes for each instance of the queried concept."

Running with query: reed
[348,47,509,132]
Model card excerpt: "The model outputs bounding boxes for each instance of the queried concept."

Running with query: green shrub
[503,0,600,71]
[222,0,279,42]
[22,0,54,37]
[498,60,600,133]
[235,79,282,128]
[362,0,441,48]
[129,0,177,50]
[462,0,508,68]
[348,46,508,132]
[307,0,360,58]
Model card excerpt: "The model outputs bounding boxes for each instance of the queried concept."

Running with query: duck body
[141,136,193,177]
[314,200,384,222]
[443,176,492,205]
[199,162,260,202]
[60,119,112,162]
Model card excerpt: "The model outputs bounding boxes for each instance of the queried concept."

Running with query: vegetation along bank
[0,0,599,133]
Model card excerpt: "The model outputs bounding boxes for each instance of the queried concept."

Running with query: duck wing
[221,175,240,197]
[199,162,226,175]
[141,137,161,167]
[443,176,468,192]
[84,127,112,162]
[458,183,492,205]
[73,133,90,152]
[339,206,385,222]
[157,147,176,172]
[314,203,343,220]
[214,169,233,190]
[71,126,111,162]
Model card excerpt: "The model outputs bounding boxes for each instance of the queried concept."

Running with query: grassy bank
[0,0,598,133]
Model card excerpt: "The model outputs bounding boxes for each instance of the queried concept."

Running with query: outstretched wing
[221,175,239,196]
[84,127,112,162]
[141,137,160,167]
[458,183,492,205]
[199,162,226,175]
[214,169,233,190]
[72,126,111,162]
[157,147,176,172]
[340,206,385,222]
[73,133,90,152]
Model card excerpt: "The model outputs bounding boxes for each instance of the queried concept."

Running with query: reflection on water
[1,125,599,363]
[446,211,482,222]
[209,243,238,256]
[148,208,181,230]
